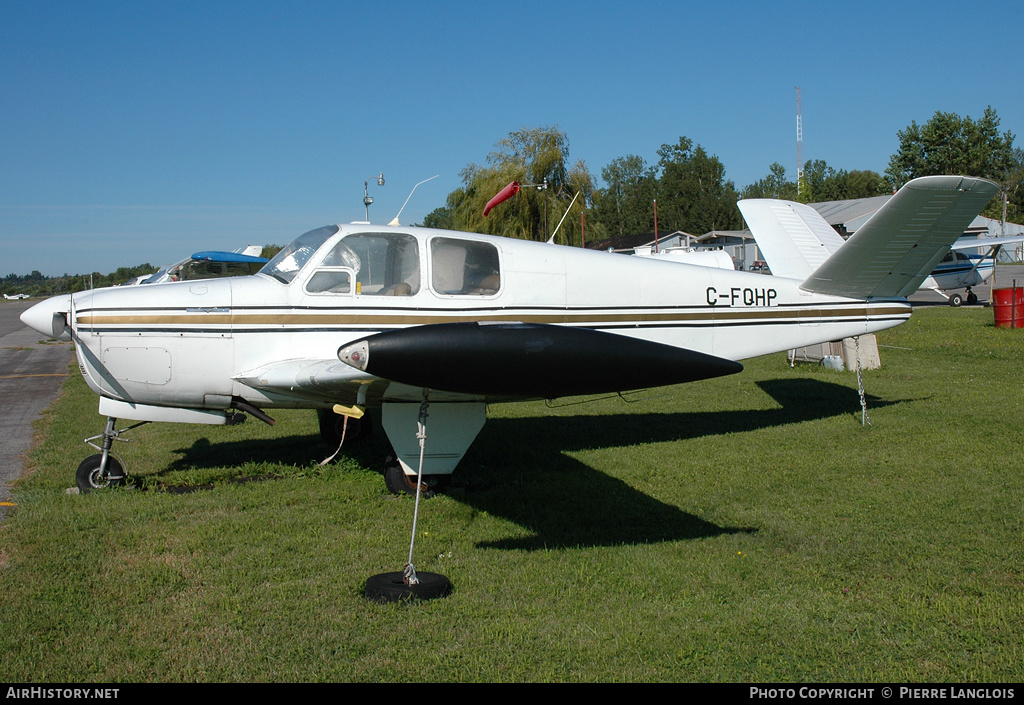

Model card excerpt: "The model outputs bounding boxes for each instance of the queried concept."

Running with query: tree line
[2,245,283,298]
[423,106,1021,247]
[2,264,160,298]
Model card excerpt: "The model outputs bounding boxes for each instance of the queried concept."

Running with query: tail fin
[800,175,998,299]
[737,198,846,280]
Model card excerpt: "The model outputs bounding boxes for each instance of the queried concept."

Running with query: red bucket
[993,287,1024,328]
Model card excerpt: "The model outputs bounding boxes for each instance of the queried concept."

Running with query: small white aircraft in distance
[737,197,1024,306]
[919,240,1023,306]
[4,293,31,300]
[21,175,998,494]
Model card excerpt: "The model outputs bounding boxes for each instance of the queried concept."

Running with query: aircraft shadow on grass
[161,378,906,551]
[456,378,901,550]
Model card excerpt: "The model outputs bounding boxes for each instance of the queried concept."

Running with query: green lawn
[1,307,1022,682]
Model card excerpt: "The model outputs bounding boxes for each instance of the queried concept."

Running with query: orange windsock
[483,181,520,216]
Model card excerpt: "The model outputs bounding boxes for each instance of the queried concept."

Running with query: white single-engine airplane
[21,175,997,494]
[738,194,1022,306]
[4,293,31,300]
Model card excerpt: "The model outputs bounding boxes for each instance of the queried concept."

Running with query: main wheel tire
[949,293,963,307]
[382,456,448,498]
[317,408,372,446]
[75,454,126,494]
[364,571,452,603]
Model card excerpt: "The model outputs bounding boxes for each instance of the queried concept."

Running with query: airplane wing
[950,235,1024,251]
[191,251,269,264]
[799,175,999,299]
[233,358,378,401]
[737,198,846,279]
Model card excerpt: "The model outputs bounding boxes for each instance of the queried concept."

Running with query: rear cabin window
[344,232,420,296]
[430,238,501,296]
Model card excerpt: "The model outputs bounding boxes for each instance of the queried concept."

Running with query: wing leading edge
[799,175,999,299]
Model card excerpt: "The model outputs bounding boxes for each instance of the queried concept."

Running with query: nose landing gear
[76,417,149,493]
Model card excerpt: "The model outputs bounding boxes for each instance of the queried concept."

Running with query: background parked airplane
[128,246,269,285]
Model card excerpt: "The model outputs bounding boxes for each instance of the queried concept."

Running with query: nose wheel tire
[76,454,126,493]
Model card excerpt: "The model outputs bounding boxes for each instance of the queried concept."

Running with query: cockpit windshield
[260,225,340,284]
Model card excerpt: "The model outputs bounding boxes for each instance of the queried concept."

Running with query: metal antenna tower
[796,86,804,194]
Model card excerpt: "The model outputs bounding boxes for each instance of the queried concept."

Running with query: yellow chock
[332,404,365,419]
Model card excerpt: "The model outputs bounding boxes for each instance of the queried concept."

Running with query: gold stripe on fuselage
[76,304,909,329]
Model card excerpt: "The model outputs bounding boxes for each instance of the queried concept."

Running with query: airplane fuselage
[51,223,909,419]
[922,252,993,292]
[19,175,998,488]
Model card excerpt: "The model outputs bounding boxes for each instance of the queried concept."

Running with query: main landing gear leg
[76,417,148,493]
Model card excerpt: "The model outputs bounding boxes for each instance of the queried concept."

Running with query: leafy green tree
[1004,148,1024,224]
[654,137,741,234]
[108,264,159,286]
[421,205,453,230]
[796,160,853,203]
[742,161,887,204]
[886,106,1015,189]
[846,170,892,199]
[593,155,658,237]
[741,162,798,200]
[441,126,596,245]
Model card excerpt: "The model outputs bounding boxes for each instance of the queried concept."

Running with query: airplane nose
[20,294,72,340]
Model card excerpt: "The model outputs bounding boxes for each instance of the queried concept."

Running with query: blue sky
[3,0,1022,276]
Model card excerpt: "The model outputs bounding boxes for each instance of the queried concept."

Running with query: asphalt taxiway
[0,300,73,523]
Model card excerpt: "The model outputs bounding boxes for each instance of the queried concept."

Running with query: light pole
[363,173,385,222]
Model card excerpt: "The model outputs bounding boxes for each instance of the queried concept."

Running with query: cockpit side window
[341,232,420,296]
[305,269,353,294]
[430,237,501,296]
[304,239,360,295]
[261,225,340,284]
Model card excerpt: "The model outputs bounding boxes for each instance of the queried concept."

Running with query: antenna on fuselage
[546,191,581,244]
[389,175,440,226]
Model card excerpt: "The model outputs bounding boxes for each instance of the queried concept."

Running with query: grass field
[1,307,1022,682]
